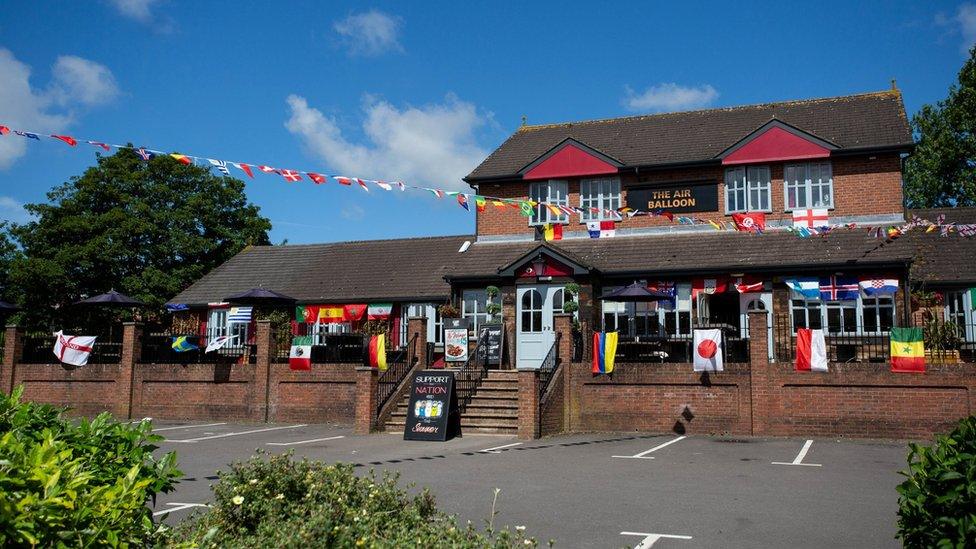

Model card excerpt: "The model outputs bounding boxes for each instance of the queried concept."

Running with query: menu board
[403,370,460,441]
[476,323,504,366]
[443,318,470,363]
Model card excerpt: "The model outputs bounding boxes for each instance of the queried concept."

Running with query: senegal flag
[890,327,925,373]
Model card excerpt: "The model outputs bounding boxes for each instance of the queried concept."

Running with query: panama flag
[368,333,387,371]
[795,328,828,372]
[792,208,829,229]
[693,329,723,372]
[859,277,898,296]
[52,331,97,366]
[587,220,616,238]
[289,336,313,370]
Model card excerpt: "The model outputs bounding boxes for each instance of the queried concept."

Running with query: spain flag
[890,327,925,373]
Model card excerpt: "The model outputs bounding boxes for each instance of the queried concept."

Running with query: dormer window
[724,166,771,213]
[579,177,621,222]
[785,161,833,210]
[529,180,568,226]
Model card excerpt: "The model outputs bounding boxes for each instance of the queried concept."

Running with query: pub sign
[626,181,718,213]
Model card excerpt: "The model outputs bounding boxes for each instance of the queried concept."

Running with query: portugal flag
[890,327,925,373]
[289,336,313,370]
[368,333,387,371]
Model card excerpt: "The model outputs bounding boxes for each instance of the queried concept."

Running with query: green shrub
[896,415,976,547]
[167,452,540,548]
[0,386,181,547]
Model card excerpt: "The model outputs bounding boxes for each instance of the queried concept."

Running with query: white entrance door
[740,291,774,360]
[516,285,562,369]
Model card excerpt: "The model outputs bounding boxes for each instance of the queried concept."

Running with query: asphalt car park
[149,420,909,548]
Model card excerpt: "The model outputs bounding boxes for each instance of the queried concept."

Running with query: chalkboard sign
[476,323,504,366]
[626,181,718,213]
[403,370,461,441]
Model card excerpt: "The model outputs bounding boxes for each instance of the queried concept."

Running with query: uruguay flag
[592,331,618,374]
[859,278,898,296]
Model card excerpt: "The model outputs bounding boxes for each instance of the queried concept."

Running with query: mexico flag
[368,333,387,371]
[795,328,828,372]
[289,336,313,370]
[890,327,925,373]
[693,329,723,372]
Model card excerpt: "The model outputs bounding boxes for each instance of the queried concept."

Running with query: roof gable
[719,119,837,165]
[495,244,591,277]
[520,138,621,180]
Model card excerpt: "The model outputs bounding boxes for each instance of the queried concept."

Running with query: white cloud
[284,93,488,191]
[107,0,161,22]
[340,204,365,221]
[0,196,31,223]
[958,3,976,52]
[0,49,119,169]
[333,10,403,56]
[623,83,719,112]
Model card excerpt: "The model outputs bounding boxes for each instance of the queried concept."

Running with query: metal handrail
[455,332,490,413]
[538,332,562,399]
[376,333,419,412]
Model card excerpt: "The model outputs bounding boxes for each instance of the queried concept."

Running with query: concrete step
[465,400,518,410]
[384,421,516,435]
[475,380,518,390]
[390,407,517,420]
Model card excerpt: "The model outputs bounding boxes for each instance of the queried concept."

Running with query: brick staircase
[384,370,519,434]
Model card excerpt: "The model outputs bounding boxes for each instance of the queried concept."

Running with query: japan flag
[693,329,723,372]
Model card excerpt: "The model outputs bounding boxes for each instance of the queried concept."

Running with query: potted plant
[438,303,460,319]
[484,286,501,323]
[923,317,961,364]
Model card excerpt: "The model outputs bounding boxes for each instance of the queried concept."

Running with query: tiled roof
[909,207,976,286]
[467,91,913,180]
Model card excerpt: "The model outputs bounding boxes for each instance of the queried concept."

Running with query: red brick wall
[269,362,357,424]
[131,362,260,421]
[15,363,130,418]
[476,154,904,237]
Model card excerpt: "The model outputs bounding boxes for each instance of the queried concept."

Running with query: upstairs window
[725,166,770,213]
[529,180,568,226]
[579,177,621,222]
[785,161,833,210]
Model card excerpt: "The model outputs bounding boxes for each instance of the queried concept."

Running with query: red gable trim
[523,142,619,180]
[722,124,833,166]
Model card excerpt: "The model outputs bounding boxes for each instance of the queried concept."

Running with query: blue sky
[0,1,974,244]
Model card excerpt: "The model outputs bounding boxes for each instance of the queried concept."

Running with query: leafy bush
[167,452,540,548]
[0,386,181,547]
[896,415,976,547]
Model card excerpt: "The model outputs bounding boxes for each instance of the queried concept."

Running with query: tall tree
[904,45,976,207]
[8,148,271,325]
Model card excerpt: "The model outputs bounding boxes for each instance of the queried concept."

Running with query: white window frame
[784,161,834,211]
[310,320,351,345]
[601,283,692,337]
[404,303,442,346]
[462,289,490,337]
[944,290,976,342]
[861,297,896,334]
[208,308,248,345]
[788,291,895,335]
[529,180,569,226]
[579,177,621,222]
[724,166,771,214]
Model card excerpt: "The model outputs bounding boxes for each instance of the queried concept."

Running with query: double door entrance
[516,284,564,369]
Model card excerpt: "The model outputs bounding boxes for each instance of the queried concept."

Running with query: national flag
[356,178,370,191]
[647,281,676,299]
[136,148,154,160]
[87,141,111,151]
[367,303,392,320]
[692,278,729,299]
[0,126,9,135]
[208,159,230,175]
[343,304,366,321]
[171,336,199,353]
[165,303,189,312]
[258,165,278,174]
[376,180,392,190]
[795,328,828,372]
[792,208,829,229]
[591,331,618,374]
[14,131,39,140]
[475,196,486,212]
[732,212,765,232]
[281,169,302,182]
[693,329,723,372]
[429,188,444,198]
[368,333,387,371]
[733,276,763,293]
[819,276,859,301]
[52,331,97,366]
[543,223,563,241]
[289,336,313,370]
[233,163,254,178]
[318,306,345,323]
[205,335,235,353]
[308,172,326,184]
[519,201,534,217]
[457,193,469,211]
[587,220,616,238]
[890,327,925,373]
[786,277,820,299]
[492,200,507,208]
[858,277,898,297]
[296,305,321,323]
[228,306,253,323]
[334,176,353,185]
[170,153,192,164]
[395,181,406,191]
[51,134,77,146]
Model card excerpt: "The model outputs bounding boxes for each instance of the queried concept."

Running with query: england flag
[52,331,97,367]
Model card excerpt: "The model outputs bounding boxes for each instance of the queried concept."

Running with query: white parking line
[613,436,687,459]
[772,439,822,467]
[152,422,227,432]
[621,531,693,548]
[152,502,209,517]
[267,435,345,446]
[479,442,523,454]
[165,424,308,443]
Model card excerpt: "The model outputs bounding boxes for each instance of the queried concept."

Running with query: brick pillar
[254,320,272,422]
[120,322,141,420]
[747,310,771,436]
[517,369,540,440]
[407,317,428,368]
[2,324,22,395]
[354,366,379,434]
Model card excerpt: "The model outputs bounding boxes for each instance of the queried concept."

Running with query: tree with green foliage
[4,148,271,325]
[904,45,976,207]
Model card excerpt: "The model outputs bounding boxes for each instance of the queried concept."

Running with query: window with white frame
[579,177,621,222]
[825,300,857,334]
[725,166,771,213]
[462,290,489,336]
[529,180,569,225]
[207,308,248,345]
[862,297,895,333]
[404,303,443,345]
[944,290,975,342]
[784,161,833,210]
[659,284,693,336]
[602,298,630,335]
[601,283,692,337]
[789,292,895,334]
[790,299,823,331]
[310,320,351,344]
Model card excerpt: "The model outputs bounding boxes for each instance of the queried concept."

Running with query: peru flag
[795,328,828,372]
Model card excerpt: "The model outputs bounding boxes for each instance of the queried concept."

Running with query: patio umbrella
[0,300,18,313]
[223,287,297,306]
[74,290,145,307]
[597,282,672,302]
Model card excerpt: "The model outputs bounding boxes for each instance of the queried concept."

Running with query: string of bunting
[2,124,973,241]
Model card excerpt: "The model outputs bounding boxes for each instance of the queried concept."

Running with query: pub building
[172,89,976,373]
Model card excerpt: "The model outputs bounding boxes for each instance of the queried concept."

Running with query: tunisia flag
[795,328,828,372]
[732,212,765,232]
[693,329,723,372]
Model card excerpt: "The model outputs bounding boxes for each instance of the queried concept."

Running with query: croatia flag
[859,277,898,296]
[289,336,313,370]
[795,328,828,372]
[693,329,723,372]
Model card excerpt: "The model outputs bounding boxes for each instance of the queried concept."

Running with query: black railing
[613,325,750,364]
[21,327,124,365]
[571,327,584,362]
[377,333,419,413]
[140,326,256,364]
[456,334,489,413]
[271,326,367,364]
[538,332,562,399]
[773,314,892,364]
